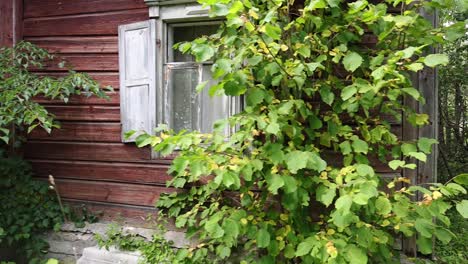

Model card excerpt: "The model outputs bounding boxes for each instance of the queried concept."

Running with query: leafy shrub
[132,0,468,263]
[0,41,109,150]
[0,157,64,262]
[0,41,108,262]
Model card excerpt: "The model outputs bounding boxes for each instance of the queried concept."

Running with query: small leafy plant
[95,223,178,264]
[0,157,65,263]
[0,41,109,151]
[132,0,467,263]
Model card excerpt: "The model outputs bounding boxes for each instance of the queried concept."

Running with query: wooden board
[54,179,175,207]
[0,0,14,46]
[23,9,148,37]
[29,122,122,142]
[65,199,158,226]
[24,0,147,18]
[25,141,152,162]
[32,159,172,184]
[26,36,118,53]
[36,72,120,90]
[46,105,120,121]
[36,54,119,72]
[34,92,119,105]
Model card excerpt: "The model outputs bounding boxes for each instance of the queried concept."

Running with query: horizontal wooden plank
[32,159,171,184]
[46,105,120,121]
[25,141,151,162]
[35,92,119,105]
[36,72,120,90]
[65,200,157,226]
[29,122,122,142]
[36,54,119,71]
[24,0,147,18]
[54,179,175,207]
[26,36,118,53]
[23,9,148,37]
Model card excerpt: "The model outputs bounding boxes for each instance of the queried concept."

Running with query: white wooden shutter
[118,20,157,142]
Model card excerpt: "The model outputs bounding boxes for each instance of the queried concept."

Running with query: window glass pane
[164,64,232,134]
[165,65,199,132]
[169,24,218,62]
[199,65,230,134]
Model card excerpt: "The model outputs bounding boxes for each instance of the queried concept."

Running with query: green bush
[132,0,467,263]
[0,157,64,262]
[0,41,107,262]
[0,41,109,150]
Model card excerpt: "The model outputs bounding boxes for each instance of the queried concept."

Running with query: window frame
[157,9,241,134]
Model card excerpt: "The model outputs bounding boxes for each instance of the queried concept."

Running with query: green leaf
[211,3,229,16]
[352,138,368,154]
[375,197,392,215]
[316,184,336,207]
[266,122,280,135]
[339,141,352,155]
[320,86,335,105]
[343,52,363,72]
[285,151,308,174]
[265,24,281,40]
[408,152,427,162]
[346,245,368,264]
[216,245,231,259]
[335,195,353,213]
[407,62,424,72]
[417,236,433,254]
[434,228,453,244]
[389,160,405,170]
[267,174,284,194]
[257,228,270,248]
[222,171,240,189]
[306,0,327,10]
[191,43,215,62]
[415,218,434,238]
[307,152,327,172]
[246,88,265,106]
[283,175,298,193]
[353,193,370,205]
[401,143,417,155]
[341,85,357,101]
[296,240,314,256]
[456,200,468,218]
[356,164,374,177]
[401,87,421,100]
[454,174,468,186]
[46,259,59,264]
[417,137,437,154]
[423,54,449,67]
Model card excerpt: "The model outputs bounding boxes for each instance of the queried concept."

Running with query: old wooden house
[1,0,437,229]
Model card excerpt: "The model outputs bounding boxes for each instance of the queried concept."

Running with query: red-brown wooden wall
[19,0,403,222]
[22,0,173,221]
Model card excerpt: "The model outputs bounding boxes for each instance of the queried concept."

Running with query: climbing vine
[133,0,467,263]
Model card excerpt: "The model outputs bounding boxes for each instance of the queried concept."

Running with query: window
[118,5,241,146]
[164,23,240,135]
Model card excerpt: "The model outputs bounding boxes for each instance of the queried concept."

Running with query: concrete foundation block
[77,246,142,264]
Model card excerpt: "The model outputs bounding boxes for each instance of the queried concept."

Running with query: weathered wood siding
[21,0,404,220]
[22,0,168,218]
